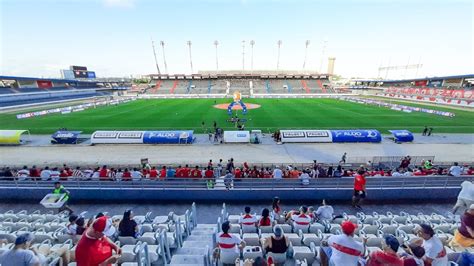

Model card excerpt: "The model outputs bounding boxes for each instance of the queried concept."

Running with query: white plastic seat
[293,224,310,234]
[278,224,292,233]
[152,215,169,225]
[286,233,302,246]
[119,236,137,246]
[267,252,287,264]
[259,226,273,233]
[138,232,158,245]
[218,251,239,265]
[229,224,241,234]
[243,246,263,260]
[241,224,257,233]
[309,223,325,234]
[242,233,260,246]
[292,245,316,264]
[228,215,240,224]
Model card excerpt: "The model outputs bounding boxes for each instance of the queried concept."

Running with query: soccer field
[1,98,473,134]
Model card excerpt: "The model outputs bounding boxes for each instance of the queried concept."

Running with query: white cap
[469,204,474,211]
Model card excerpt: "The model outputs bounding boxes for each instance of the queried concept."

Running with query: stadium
[1,0,473,266]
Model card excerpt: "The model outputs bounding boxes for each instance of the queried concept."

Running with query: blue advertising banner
[388,130,414,143]
[51,131,82,144]
[143,131,194,144]
[87,71,96,79]
[330,129,381,143]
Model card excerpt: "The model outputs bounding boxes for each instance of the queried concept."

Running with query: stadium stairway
[186,80,192,94]
[170,80,178,94]
[265,80,272,94]
[208,80,212,94]
[300,80,311,94]
[285,81,293,93]
[316,80,326,93]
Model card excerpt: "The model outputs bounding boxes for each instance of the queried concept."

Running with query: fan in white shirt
[321,221,365,266]
[315,200,334,222]
[414,224,448,266]
[17,166,30,181]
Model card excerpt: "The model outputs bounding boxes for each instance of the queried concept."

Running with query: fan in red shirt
[122,168,131,181]
[234,168,242,179]
[75,216,121,266]
[352,169,366,210]
[160,166,167,179]
[258,208,272,227]
[367,235,403,266]
[29,165,40,180]
[182,165,191,177]
[190,166,202,178]
[204,167,214,178]
[99,165,109,179]
[149,167,158,180]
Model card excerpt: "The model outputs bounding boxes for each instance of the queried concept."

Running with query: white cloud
[103,0,135,8]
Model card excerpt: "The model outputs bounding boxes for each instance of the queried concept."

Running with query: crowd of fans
[0,157,472,181]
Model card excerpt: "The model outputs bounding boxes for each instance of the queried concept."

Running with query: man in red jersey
[352,169,366,210]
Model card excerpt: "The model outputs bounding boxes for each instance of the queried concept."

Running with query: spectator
[289,206,311,229]
[148,166,158,180]
[290,167,300,178]
[263,225,289,255]
[53,181,73,214]
[182,164,191,177]
[122,168,131,181]
[131,168,142,181]
[72,166,85,179]
[340,152,347,164]
[91,167,100,180]
[75,216,121,266]
[216,159,223,177]
[66,214,79,235]
[259,208,273,227]
[50,167,60,181]
[17,165,29,180]
[272,166,283,179]
[333,165,343,177]
[99,165,109,179]
[239,206,257,226]
[40,166,51,181]
[315,199,334,222]
[401,244,426,266]
[400,156,411,169]
[160,166,167,178]
[29,165,40,179]
[0,233,43,266]
[224,170,234,190]
[414,224,448,266]
[216,221,245,258]
[366,235,403,266]
[272,197,281,219]
[450,204,474,248]
[205,167,214,178]
[234,167,242,178]
[427,127,433,136]
[453,181,474,214]
[352,169,366,210]
[191,166,202,178]
[327,166,334,177]
[167,166,176,178]
[321,221,365,266]
[299,169,310,185]
[449,162,463,177]
[115,168,123,181]
[392,168,403,177]
[118,209,138,238]
[75,217,86,235]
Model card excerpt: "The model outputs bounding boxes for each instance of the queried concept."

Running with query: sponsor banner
[87,71,96,79]
[142,130,194,144]
[37,80,53,89]
[330,129,381,143]
[223,131,250,143]
[280,130,332,143]
[388,130,414,143]
[51,131,82,144]
[91,131,144,144]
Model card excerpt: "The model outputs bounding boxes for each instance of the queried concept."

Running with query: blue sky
[1,0,472,78]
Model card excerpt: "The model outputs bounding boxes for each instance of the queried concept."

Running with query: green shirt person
[53,182,73,214]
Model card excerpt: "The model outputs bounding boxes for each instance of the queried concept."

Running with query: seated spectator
[392,168,403,177]
[259,208,273,227]
[263,167,272,178]
[450,204,474,248]
[299,169,310,185]
[17,165,29,181]
[205,167,214,178]
[333,165,343,177]
[91,167,100,180]
[453,181,474,214]
[413,224,448,266]
[0,233,45,266]
[234,167,242,178]
[216,221,245,258]
[290,167,300,178]
[75,217,86,235]
[167,166,176,178]
[131,168,143,181]
[59,169,69,180]
[50,167,60,181]
[191,166,202,178]
[289,206,311,229]
[320,221,365,266]
[272,166,283,179]
[40,166,51,180]
[315,199,334,222]
[182,165,191,177]
[122,168,131,181]
[327,166,333,177]
[366,235,402,266]
[249,166,259,178]
[263,225,289,255]
[115,168,123,181]
[66,214,79,235]
[449,162,463,177]
[29,165,40,179]
[108,168,116,180]
[99,165,109,179]
[160,166,167,178]
[149,166,158,180]
[239,206,257,226]
[118,209,138,238]
[401,244,426,266]
[272,197,282,218]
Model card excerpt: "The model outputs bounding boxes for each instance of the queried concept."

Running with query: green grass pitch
[0,98,473,134]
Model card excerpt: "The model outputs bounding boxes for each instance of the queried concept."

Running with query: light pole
[214,40,219,71]
[319,38,328,73]
[187,41,193,74]
[277,40,282,70]
[151,38,161,74]
[250,40,255,72]
[160,41,168,74]
[303,40,310,71]
[242,40,246,71]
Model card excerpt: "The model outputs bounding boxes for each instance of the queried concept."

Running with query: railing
[0,176,471,191]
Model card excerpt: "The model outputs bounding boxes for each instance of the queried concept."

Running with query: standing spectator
[40,166,51,181]
[0,233,43,266]
[259,208,273,227]
[366,235,403,266]
[29,165,40,179]
[340,152,347,164]
[226,158,235,172]
[450,204,474,248]
[320,221,365,266]
[449,162,463,177]
[315,199,334,222]
[400,156,411,169]
[352,169,366,210]
[414,224,448,266]
[75,216,121,266]
[118,210,138,238]
[453,181,474,214]
[53,181,73,214]
[17,166,29,181]
[272,197,281,218]
[149,166,158,180]
[131,168,142,181]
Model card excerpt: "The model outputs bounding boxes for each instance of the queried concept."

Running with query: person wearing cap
[366,235,403,266]
[450,203,474,247]
[262,225,289,255]
[321,221,366,266]
[0,233,42,266]
[453,180,474,214]
[413,224,448,266]
[239,206,257,227]
[216,221,245,256]
[352,169,367,210]
[75,216,122,266]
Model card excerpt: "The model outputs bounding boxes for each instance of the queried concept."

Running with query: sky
[0,0,473,79]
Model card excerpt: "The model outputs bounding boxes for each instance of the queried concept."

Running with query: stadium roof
[0,75,94,83]
[354,74,474,83]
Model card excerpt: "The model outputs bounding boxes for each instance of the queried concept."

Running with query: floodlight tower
[319,38,328,73]
[250,40,255,72]
[303,40,310,71]
[187,41,193,74]
[214,40,219,71]
[160,41,168,74]
[277,40,282,70]
[242,40,246,71]
[151,38,161,74]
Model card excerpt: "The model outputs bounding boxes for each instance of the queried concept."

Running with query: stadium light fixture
[242,40,246,71]
[277,40,282,70]
[250,40,255,72]
[187,41,194,74]
[151,38,161,74]
[303,40,310,71]
[160,41,168,74]
[319,38,328,73]
[214,40,219,71]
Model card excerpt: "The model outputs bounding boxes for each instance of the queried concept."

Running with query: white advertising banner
[223,131,250,143]
[280,130,333,143]
[91,131,144,144]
